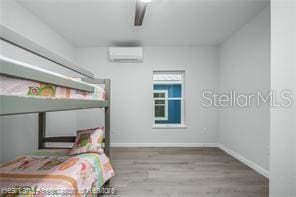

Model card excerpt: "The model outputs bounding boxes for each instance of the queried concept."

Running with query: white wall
[0,0,74,62]
[75,47,219,146]
[218,7,270,176]
[269,0,296,196]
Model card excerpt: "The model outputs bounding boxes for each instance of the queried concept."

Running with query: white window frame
[152,70,186,128]
[153,90,169,121]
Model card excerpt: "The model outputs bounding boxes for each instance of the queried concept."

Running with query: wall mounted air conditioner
[109,47,143,63]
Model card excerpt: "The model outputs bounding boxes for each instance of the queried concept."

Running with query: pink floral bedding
[0,149,114,196]
[0,75,106,100]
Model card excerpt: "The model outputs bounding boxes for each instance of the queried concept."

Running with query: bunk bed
[0,56,114,196]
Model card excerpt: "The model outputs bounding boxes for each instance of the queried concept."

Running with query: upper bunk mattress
[0,74,106,100]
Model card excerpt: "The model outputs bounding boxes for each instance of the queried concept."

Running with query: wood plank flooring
[109,147,268,197]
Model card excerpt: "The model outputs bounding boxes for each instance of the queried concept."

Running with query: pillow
[69,127,104,155]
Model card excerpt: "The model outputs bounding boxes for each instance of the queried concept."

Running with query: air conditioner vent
[109,47,143,63]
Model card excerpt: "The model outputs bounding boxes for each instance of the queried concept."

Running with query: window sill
[152,124,188,129]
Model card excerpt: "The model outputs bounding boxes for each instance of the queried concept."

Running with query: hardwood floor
[109,147,268,197]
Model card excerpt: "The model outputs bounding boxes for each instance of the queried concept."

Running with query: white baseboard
[218,144,269,178]
[111,143,218,148]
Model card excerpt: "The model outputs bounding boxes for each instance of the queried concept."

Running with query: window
[153,71,185,127]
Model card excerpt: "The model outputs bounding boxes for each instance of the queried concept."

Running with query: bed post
[104,79,111,187]
[38,112,46,149]
[104,79,111,158]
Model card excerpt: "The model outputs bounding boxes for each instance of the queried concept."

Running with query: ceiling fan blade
[134,1,148,26]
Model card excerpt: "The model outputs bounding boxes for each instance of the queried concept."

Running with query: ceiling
[17,0,269,47]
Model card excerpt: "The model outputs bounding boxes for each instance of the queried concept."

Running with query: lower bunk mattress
[0,149,115,196]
